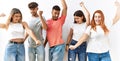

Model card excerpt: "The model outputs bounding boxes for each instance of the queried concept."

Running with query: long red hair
[91,10,109,34]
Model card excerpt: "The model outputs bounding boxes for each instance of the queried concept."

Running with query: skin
[0,12,41,45]
[65,1,90,51]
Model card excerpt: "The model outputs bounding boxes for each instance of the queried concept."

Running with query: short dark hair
[74,10,86,23]
[28,2,38,9]
[52,5,60,11]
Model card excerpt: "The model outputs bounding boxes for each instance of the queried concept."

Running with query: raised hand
[39,11,43,16]
[0,13,6,17]
[80,1,84,7]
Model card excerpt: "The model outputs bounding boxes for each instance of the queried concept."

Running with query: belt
[9,41,24,44]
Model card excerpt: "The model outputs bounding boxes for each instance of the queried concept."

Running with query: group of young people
[0,0,120,61]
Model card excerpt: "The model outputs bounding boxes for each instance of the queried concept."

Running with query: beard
[31,12,37,16]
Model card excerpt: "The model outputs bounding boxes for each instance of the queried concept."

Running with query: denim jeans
[68,39,87,61]
[4,42,25,61]
[28,45,45,61]
[87,51,111,61]
[49,44,65,61]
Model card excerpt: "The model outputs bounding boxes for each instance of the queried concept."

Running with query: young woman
[0,8,41,61]
[66,2,90,61]
[69,10,111,61]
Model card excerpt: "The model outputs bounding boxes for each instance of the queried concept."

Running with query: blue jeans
[49,44,65,61]
[68,39,87,61]
[4,42,25,61]
[87,51,111,61]
[28,45,45,61]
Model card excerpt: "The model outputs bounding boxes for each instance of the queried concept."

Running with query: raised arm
[112,0,120,25]
[80,2,90,26]
[0,13,7,29]
[22,22,41,45]
[69,33,89,50]
[61,0,67,16]
[39,11,47,30]
[0,13,6,17]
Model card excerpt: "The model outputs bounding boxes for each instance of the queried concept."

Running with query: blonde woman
[0,8,40,61]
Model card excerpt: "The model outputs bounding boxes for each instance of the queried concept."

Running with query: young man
[26,2,47,61]
[44,0,67,61]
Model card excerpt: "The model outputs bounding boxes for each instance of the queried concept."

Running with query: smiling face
[74,16,83,24]
[94,13,102,25]
[30,7,38,17]
[9,8,22,23]
[12,13,22,23]
[52,9,60,20]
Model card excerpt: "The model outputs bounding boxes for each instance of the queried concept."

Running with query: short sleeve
[85,26,91,35]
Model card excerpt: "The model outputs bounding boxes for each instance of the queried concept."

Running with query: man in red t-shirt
[44,0,67,61]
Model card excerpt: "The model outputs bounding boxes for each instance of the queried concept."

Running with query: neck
[32,14,39,17]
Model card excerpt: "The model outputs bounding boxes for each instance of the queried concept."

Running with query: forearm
[66,35,72,45]
[24,32,29,41]
[44,37,48,47]
[61,0,67,10]
[80,2,90,25]
[27,29,38,42]
[74,34,88,48]
[39,15,47,30]
[61,0,67,16]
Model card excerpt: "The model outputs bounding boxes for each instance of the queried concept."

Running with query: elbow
[26,29,33,35]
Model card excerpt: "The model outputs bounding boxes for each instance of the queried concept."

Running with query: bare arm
[80,2,90,26]
[61,0,67,16]
[39,11,47,30]
[44,37,48,47]
[0,13,6,17]
[66,28,73,45]
[22,22,41,45]
[24,31,29,41]
[69,33,89,50]
[0,13,7,29]
[65,28,73,51]
[112,1,120,25]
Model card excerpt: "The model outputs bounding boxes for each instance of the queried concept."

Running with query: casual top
[46,15,66,47]
[71,23,87,41]
[85,26,110,53]
[7,23,25,40]
[26,17,44,47]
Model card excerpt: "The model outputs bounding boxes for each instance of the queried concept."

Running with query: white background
[0,0,120,61]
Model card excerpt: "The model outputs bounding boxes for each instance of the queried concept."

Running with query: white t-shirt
[72,23,87,41]
[85,26,110,53]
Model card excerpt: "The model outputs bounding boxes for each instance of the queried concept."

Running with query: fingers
[115,0,120,7]
[36,40,41,45]
[69,45,75,50]
[80,1,84,7]
[39,11,43,16]
[0,13,6,17]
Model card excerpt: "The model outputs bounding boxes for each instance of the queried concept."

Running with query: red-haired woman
[69,10,111,61]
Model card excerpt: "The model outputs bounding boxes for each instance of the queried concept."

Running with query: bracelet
[66,44,69,45]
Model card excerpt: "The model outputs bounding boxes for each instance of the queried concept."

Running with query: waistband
[9,41,24,44]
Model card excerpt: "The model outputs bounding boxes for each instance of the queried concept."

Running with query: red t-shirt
[46,15,66,47]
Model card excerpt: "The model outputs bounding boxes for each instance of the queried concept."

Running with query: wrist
[66,43,69,46]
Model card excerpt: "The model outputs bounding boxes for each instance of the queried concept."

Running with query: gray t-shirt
[27,17,44,47]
